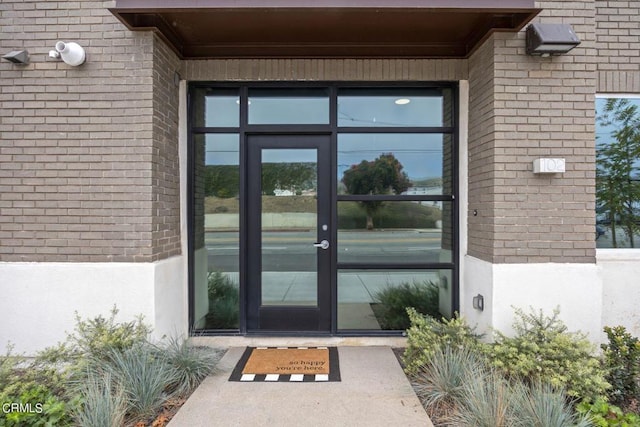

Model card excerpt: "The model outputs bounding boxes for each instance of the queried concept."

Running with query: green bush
[205,271,239,329]
[601,326,640,406]
[488,307,610,402]
[577,398,640,427]
[2,309,221,427]
[0,345,74,427]
[373,281,439,330]
[66,306,150,363]
[403,307,484,376]
[0,384,72,427]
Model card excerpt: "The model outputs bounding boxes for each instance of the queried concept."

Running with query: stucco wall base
[463,256,603,342]
[598,250,640,340]
[0,257,187,355]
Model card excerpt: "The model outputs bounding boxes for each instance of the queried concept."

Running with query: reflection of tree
[204,165,239,198]
[342,153,410,230]
[597,99,640,247]
[262,163,316,196]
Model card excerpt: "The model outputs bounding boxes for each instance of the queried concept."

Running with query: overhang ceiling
[109,0,540,59]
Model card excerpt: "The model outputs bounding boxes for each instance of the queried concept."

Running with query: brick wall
[0,1,181,262]
[151,37,181,261]
[468,0,598,264]
[595,0,640,93]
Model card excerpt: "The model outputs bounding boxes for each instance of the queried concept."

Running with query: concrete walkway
[168,346,433,427]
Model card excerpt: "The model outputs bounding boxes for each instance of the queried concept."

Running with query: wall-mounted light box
[526,23,581,56]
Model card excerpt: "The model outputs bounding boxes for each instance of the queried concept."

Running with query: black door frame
[246,134,332,332]
[187,81,459,336]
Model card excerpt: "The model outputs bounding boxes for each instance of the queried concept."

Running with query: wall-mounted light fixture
[2,50,30,65]
[526,23,580,57]
[49,41,85,66]
[472,294,484,311]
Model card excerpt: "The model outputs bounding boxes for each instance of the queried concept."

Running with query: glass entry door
[246,135,331,331]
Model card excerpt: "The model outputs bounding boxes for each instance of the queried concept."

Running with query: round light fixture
[394,98,411,105]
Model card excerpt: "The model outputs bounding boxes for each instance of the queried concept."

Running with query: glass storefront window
[248,88,330,124]
[193,134,240,330]
[596,97,640,249]
[338,88,451,127]
[337,269,453,330]
[192,88,240,127]
[338,133,450,195]
[337,201,452,264]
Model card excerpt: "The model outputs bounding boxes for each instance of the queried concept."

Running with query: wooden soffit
[109,0,540,59]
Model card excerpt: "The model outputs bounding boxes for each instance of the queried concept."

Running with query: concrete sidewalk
[168,346,433,427]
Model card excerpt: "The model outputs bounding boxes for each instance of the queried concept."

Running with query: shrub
[205,271,239,329]
[0,345,74,427]
[103,344,177,421]
[577,398,640,427]
[512,382,592,427]
[488,307,610,401]
[74,372,126,427]
[413,345,485,422]
[67,306,150,363]
[601,325,640,406]
[448,369,515,427]
[161,337,221,397]
[403,307,484,376]
[373,281,439,330]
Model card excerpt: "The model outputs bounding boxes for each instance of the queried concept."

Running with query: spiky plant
[413,345,486,424]
[161,337,221,397]
[448,369,515,427]
[74,372,127,427]
[512,382,592,427]
[104,344,177,420]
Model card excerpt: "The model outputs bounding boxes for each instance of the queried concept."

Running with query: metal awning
[109,0,540,59]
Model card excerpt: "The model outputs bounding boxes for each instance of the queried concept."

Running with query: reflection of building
[403,186,443,208]
[2,1,640,353]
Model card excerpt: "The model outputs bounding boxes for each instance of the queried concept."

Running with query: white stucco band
[463,255,604,342]
[0,256,187,355]
[463,253,640,344]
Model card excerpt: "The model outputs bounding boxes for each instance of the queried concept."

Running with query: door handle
[313,239,330,250]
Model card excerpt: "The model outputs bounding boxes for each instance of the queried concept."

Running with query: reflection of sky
[205,96,239,127]
[338,96,443,127]
[338,134,444,181]
[205,134,238,166]
[262,149,316,164]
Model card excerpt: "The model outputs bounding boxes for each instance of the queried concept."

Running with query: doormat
[229,347,341,382]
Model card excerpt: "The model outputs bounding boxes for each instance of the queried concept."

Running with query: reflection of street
[596,225,640,249]
[205,230,446,271]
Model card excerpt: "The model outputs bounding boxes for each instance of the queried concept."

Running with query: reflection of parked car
[596,225,606,240]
